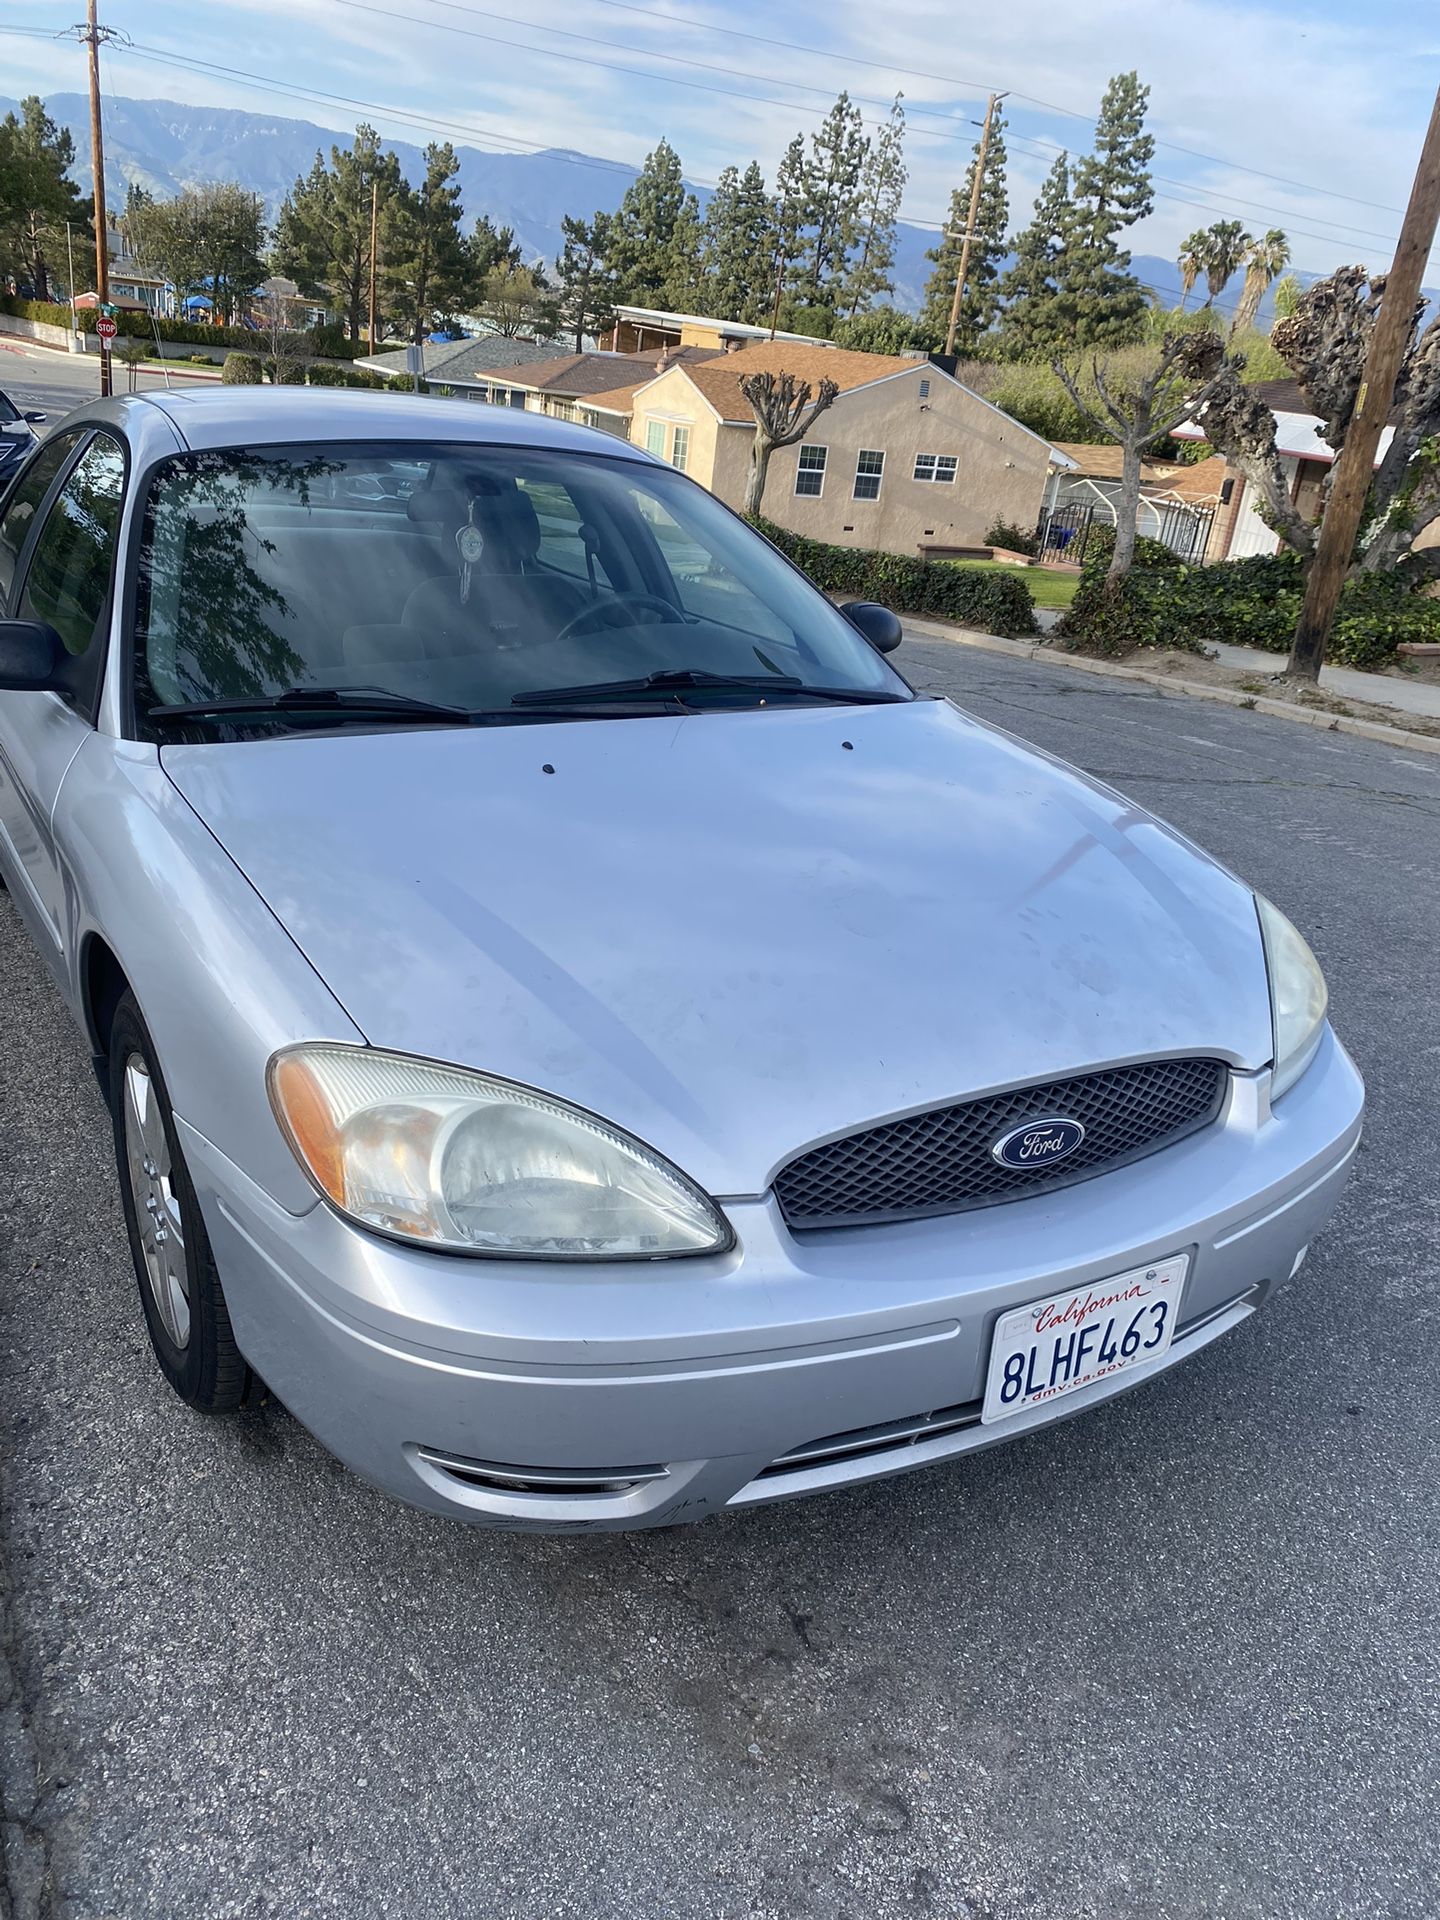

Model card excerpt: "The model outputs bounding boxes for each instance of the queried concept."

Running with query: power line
[354,0,1400,245]
[2,17,1401,313]
[330,0,1401,251]
[568,0,1409,217]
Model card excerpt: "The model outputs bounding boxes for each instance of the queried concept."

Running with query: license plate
[980,1254,1190,1425]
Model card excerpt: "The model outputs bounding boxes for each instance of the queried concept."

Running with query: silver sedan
[0,391,1362,1529]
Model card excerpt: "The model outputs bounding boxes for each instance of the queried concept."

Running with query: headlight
[268,1044,732,1260]
[1255,895,1328,1100]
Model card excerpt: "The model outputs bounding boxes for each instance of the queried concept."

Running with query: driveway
[2,634,1438,1919]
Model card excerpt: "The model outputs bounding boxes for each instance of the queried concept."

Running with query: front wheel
[109,991,255,1412]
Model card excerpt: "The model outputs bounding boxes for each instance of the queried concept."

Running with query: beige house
[582,343,1073,557]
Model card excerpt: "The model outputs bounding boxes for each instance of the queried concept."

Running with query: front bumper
[180,1028,1363,1530]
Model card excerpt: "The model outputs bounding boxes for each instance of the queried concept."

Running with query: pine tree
[397,143,469,344]
[698,162,777,325]
[465,214,522,285]
[664,191,705,310]
[1055,71,1155,349]
[0,98,89,303]
[555,212,619,350]
[996,153,1071,360]
[768,134,808,324]
[271,125,406,341]
[796,93,867,310]
[606,139,690,305]
[920,112,1009,351]
[843,95,907,318]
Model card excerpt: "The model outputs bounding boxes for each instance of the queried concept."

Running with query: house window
[795,445,827,498]
[645,419,666,457]
[670,425,690,472]
[509,390,527,409]
[913,453,958,484]
[853,449,885,501]
[548,398,578,422]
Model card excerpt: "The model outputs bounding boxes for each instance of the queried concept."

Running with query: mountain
[2,92,1360,319]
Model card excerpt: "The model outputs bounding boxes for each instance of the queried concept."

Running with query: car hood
[162,700,1272,1197]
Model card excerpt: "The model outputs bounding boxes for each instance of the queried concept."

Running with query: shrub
[0,294,270,349]
[306,322,361,359]
[750,518,1039,638]
[985,520,1038,556]
[221,353,264,385]
[1057,543,1439,669]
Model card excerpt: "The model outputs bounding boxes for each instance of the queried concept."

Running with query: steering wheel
[553,592,685,647]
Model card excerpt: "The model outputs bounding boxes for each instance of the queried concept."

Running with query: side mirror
[24,411,47,424]
[841,600,904,654]
[0,621,66,691]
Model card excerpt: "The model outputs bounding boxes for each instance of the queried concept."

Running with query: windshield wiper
[151,686,477,725]
[511,669,908,708]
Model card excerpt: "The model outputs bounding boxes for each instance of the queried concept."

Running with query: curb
[901,619,1440,759]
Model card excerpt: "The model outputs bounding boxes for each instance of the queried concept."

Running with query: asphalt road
[0,337,213,429]
[1,373,1439,1916]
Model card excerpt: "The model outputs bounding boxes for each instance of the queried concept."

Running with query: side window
[0,430,86,612]
[17,432,126,708]
[516,476,614,588]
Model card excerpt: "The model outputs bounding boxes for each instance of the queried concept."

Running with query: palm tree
[1177,230,1208,310]
[1230,230,1293,336]
[1200,221,1250,308]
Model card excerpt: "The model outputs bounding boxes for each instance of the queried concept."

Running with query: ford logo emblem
[991,1116,1087,1171]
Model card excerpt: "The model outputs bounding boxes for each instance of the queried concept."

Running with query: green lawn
[954,560,1080,611]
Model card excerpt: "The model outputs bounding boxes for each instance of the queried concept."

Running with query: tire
[109,990,255,1413]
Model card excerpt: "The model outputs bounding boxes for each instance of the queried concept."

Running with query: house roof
[1053,442,1230,500]
[581,377,655,415]
[656,342,929,425]
[1174,376,1397,466]
[355,336,564,383]
[506,346,720,397]
[612,303,836,347]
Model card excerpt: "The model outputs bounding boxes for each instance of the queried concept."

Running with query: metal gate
[1037,502,1096,562]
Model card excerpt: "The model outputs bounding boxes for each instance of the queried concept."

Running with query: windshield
[133,441,909,734]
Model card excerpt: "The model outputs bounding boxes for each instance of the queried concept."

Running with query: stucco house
[581,343,1074,557]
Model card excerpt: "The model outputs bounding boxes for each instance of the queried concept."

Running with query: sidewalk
[1205,638,1440,720]
[902,615,1440,756]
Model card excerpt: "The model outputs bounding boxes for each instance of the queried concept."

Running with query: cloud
[5,0,1436,277]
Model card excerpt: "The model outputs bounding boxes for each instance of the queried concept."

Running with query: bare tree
[1194,266,1440,581]
[1052,332,1233,583]
[738,371,841,516]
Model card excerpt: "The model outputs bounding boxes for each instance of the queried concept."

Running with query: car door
[0,428,126,966]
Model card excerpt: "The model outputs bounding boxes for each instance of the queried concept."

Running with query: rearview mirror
[841,601,904,654]
[0,621,66,691]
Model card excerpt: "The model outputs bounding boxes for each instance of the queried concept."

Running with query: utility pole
[1286,83,1440,682]
[80,0,115,395]
[368,178,379,356]
[944,91,1006,360]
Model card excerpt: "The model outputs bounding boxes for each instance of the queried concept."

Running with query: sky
[3,0,1438,282]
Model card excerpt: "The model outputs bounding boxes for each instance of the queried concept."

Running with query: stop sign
[96,315,118,343]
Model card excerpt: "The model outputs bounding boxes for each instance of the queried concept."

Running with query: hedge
[0,295,368,356]
[751,517,1039,638]
[1057,533,1440,669]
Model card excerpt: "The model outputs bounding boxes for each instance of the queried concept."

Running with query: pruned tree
[738,370,840,517]
[1193,265,1440,580]
[1053,331,1234,582]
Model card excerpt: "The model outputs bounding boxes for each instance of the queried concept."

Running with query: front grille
[755,1402,983,1482]
[774,1056,1228,1229]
